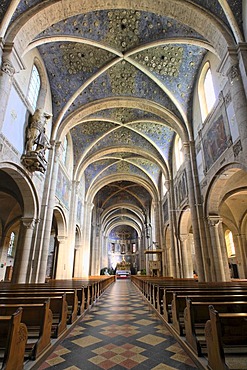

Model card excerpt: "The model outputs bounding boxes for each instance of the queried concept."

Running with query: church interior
[0,1,247,369]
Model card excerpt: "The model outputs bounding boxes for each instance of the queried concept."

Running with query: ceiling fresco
[1,1,242,235]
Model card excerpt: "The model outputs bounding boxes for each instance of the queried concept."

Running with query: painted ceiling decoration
[1,0,242,237]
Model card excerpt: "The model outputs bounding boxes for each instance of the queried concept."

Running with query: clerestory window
[27,64,41,111]
[198,62,216,121]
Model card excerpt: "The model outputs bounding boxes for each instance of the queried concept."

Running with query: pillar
[67,180,80,277]
[207,216,231,281]
[12,217,36,283]
[55,236,67,279]
[180,234,193,278]
[80,200,94,276]
[189,140,212,281]
[234,233,247,278]
[165,179,178,277]
[37,141,61,282]
[183,142,205,281]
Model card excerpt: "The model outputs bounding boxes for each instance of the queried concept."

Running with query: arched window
[27,64,41,111]
[198,62,216,121]
[225,230,236,257]
[7,231,16,257]
[62,135,68,165]
[175,135,184,170]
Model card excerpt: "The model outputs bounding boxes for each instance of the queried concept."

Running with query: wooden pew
[0,289,77,325]
[131,276,247,328]
[164,287,247,324]
[0,308,28,370]
[171,292,247,335]
[184,299,247,357]
[0,295,67,338]
[205,305,247,370]
[0,302,52,360]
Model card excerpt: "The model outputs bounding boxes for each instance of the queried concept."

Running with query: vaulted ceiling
[1,1,241,235]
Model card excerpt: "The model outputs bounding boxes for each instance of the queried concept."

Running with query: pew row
[171,292,247,336]
[0,301,52,360]
[0,308,28,370]
[205,305,247,370]
[184,298,247,356]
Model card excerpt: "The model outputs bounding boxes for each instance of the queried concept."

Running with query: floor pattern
[37,280,197,370]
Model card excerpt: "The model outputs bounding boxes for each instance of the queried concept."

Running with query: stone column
[234,233,247,278]
[207,216,231,281]
[67,180,80,277]
[80,200,94,276]
[189,141,212,281]
[180,234,193,278]
[37,141,61,282]
[55,236,67,279]
[204,220,217,282]
[183,142,205,281]
[165,179,178,277]
[217,219,231,281]
[12,217,36,283]
[101,234,108,269]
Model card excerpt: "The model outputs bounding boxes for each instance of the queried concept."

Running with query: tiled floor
[37,280,197,369]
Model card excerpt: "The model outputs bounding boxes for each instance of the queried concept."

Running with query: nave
[34,280,197,370]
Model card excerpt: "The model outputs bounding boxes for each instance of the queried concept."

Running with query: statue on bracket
[21,108,52,173]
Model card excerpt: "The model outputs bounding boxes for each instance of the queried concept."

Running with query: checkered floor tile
[36,280,197,369]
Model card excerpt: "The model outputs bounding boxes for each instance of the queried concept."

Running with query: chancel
[0,1,247,370]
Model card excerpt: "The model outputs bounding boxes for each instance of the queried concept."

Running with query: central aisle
[38,280,197,370]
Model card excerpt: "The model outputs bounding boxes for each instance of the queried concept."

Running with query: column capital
[164,179,170,190]
[217,47,238,76]
[1,58,15,77]
[207,215,222,227]
[21,217,36,229]
[1,42,25,75]
[57,236,67,244]
[180,234,188,243]
[228,63,240,85]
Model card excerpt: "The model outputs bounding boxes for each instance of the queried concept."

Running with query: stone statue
[26,108,52,155]
[22,108,52,173]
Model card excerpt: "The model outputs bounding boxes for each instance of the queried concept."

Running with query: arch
[76,145,170,183]
[86,174,159,205]
[53,206,68,237]
[204,163,247,216]
[0,162,39,219]
[56,97,188,143]
[5,0,235,60]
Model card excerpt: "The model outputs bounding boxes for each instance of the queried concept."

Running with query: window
[225,230,236,257]
[27,64,41,110]
[62,135,68,165]
[7,231,16,257]
[175,135,184,170]
[198,62,216,121]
